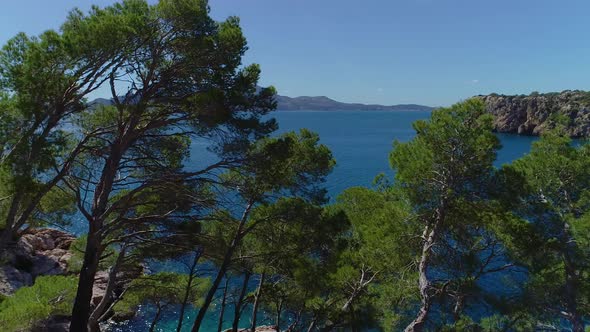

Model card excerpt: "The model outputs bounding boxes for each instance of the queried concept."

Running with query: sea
[108,109,538,331]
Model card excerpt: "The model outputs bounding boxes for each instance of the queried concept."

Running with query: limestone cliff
[477,90,590,137]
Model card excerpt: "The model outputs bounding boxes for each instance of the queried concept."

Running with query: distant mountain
[90,98,112,106]
[275,95,433,111]
[89,95,434,112]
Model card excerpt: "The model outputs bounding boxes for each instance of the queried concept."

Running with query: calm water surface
[273,110,536,198]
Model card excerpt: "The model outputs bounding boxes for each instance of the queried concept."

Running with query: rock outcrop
[0,228,74,295]
[1,228,144,331]
[0,265,32,296]
[477,90,590,137]
[0,228,137,301]
[31,315,71,332]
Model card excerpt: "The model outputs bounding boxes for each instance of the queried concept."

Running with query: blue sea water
[111,110,538,331]
[272,110,536,198]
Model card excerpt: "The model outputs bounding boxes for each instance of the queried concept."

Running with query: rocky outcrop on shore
[477,90,590,137]
[0,229,136,331]
[1,228,144,330]
[0,228,75,295]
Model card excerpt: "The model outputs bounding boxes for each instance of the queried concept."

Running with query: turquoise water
[111,110,538,331]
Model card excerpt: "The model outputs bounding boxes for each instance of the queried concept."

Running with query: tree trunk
[191,242,236,332]
[306,317,317,332]
[350,306,360,332]
[564,257,583,332]
[403,227,436,332]
[286,310,302,332]
[149,303,163,332]
[70,148,123,332]
[0,191,24,248]
[70,229,103,332]
[571,317,584,332]
[191,202,253,332]
[404,204,445,332]
[0,226,15,249]
[250,271,266,332]
[177,249,203,332]
[217,277,230,332]
[88,245,127,332]
[233,271,251,332]
[275,300,283,332]
[560,220,584,332]
[452,295,464,322]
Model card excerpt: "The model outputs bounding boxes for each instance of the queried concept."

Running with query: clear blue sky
[1,0,589,106]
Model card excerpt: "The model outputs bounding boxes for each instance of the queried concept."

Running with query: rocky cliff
[477,90,590,137]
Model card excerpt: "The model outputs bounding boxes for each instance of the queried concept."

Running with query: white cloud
[471,79,480,84]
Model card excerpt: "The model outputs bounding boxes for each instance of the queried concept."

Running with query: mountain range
[275,95,433,111]
[89,95,434,112]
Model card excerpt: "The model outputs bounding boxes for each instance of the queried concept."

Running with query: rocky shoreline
[478,90,590,137]
[0,228,139,331]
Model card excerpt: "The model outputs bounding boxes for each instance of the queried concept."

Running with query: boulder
[31,315,70,332]
[1,228,143,326]
[0,265,33,295]
[92,271,110,306]
[0,228,75,296]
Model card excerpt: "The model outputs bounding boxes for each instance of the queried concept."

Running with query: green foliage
[0,0,138,241]
[222,196,351,331]
[0,276,77,331]
[336,187,414,273]
[0,166,13,230]
[390,98,499,208]
[384,99,523,329]
[246,197,347,263]
[334,186,419,329]
[228,129,335,204]
[113,272,210,317]
[506,130,590,326]
[67,235,117,273]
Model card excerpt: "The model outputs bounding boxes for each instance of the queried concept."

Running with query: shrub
[0,275,77,331]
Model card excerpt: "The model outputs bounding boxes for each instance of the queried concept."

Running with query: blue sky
[1,0,589,106]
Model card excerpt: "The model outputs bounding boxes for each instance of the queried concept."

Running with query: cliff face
[478,90,590,137]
